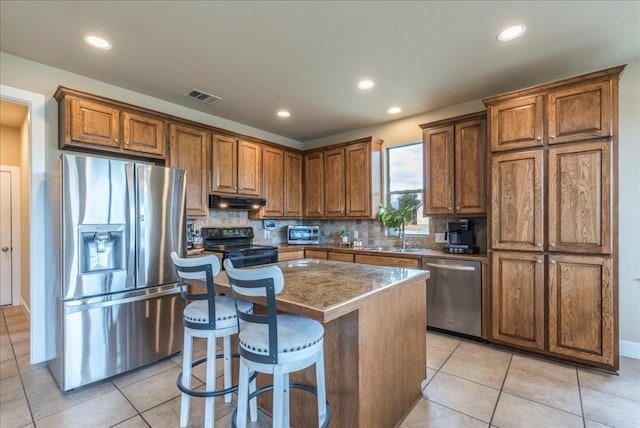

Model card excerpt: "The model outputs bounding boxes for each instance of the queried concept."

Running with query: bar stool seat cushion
[239,314,324,355]
[184,296,253,329]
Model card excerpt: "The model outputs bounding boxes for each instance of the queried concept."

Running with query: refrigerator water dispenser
[79,224,125,273]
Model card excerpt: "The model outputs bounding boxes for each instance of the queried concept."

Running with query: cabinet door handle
[448,206,452,210]
[536,242,542,247]
[456,206,460,210]
[536,136,542,141]
[114,138,119,143]
[550,259,557,264]
[549,242,556,247]
[549,135,556,139]
[1,247,9,252]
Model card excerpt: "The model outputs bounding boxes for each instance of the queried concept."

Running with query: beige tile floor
[1,305,639,428]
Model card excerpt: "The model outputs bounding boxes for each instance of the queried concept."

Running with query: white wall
[617,59,640,355]
[1,51,638,356]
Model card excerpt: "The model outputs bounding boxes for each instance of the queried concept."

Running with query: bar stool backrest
[223,259,284,364]
[171,252,221,330]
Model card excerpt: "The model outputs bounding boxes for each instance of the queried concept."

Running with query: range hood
[208,194,266,211]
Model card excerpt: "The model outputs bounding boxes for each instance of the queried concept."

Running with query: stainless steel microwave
[287,225,320,245]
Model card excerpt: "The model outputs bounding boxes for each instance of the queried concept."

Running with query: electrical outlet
[435,232,447,243]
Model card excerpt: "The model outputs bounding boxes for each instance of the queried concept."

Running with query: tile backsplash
[189,210,487,252]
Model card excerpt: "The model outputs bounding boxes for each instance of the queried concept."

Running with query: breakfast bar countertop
[213,258,430,323]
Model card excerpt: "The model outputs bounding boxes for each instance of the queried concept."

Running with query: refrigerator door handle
[64,286,181,314]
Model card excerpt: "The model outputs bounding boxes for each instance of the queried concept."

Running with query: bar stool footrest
[231,382,331,428]
[177,353,256,399]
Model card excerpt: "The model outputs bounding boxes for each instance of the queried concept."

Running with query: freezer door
[136,164,186,288]
[50,285,183,391]
[62,154,135,300]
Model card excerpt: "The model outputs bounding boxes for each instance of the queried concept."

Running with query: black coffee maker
[443,219,479,254]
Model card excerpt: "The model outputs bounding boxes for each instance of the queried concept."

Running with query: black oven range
[201,227,278,268]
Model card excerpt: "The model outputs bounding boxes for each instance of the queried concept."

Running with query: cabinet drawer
[305,250,328,260]
[278,250,305,261]
[355,255,419,269]
[328,252,354,262]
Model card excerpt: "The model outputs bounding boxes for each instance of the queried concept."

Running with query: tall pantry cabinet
[484,65,624,371]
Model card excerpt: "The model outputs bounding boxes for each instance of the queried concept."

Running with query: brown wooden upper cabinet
[487,95,543,152]
[55,87,166,159]
[252,146,302,219]
[303,137,382,219]
[211,135,262,197]
[303,151,325,217]
[421,112,486,216]
[547,80,612,145]
[168,123,210,217]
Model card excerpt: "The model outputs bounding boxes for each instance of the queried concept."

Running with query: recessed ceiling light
[358,80,375,90]
[277,110,290,118]
[84,35,112,49]
[388,107,402,114]
[497,25,526,42]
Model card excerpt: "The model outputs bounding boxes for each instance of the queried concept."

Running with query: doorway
[0,85,46,363]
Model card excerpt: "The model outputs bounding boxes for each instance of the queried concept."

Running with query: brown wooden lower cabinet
[548,254,615,367]
[491,251,545,351]
[491,251,616,370]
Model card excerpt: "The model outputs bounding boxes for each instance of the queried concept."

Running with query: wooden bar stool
[171,252,254,428]
[223,259,330,428]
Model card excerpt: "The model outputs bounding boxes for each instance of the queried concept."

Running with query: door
[324,148,345,217]
[303,152,324,217]
[548,141,611,254]
[69,97,120,148]
[122,111,165,156]
[345,143,370,217]
[423,125,454,215]
[211,135,238,194]
[491,149,544,251]
[0,169,15,305]
[284,151,303,217]
[237,140,262,196]
[547,81,612,144]
[488,95,544,152]
[455,118,486,214]
[135,164,185,289]
[62,155,132,300]
[548,254,614,367]
[169,124,209,217]
[262,146,285,217]
[491,251,545,350]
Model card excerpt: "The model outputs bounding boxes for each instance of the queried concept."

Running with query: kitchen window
[386,143,429,235]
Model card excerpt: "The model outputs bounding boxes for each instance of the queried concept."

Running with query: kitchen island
[213,259,429,428]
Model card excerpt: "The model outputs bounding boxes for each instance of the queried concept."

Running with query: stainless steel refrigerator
[48,153,186,391]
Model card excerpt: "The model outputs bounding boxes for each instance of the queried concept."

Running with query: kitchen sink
[386,248,433,254]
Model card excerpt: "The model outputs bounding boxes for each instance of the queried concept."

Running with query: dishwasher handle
[424,262,476,272]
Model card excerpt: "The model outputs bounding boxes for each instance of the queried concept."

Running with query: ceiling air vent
[183,88,222,104]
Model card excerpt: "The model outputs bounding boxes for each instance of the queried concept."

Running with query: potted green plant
[377,204,413,236]
[339,230,350,243]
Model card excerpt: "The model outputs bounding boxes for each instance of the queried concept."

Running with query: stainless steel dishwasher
[423,258,482,338]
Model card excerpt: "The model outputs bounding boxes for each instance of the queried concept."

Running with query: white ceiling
[1,1,638,144]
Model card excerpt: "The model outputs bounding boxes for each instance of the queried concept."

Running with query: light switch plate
[435,232,447,243]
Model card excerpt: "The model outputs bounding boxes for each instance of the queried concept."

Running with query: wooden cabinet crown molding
[482,65,626,107]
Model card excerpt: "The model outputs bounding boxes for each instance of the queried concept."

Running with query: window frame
[386,142,429,236]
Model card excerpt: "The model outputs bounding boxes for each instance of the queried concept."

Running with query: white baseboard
[620,340,640,359]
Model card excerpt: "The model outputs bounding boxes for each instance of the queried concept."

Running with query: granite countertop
[214,258,429,323]
[276,243,488,263]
